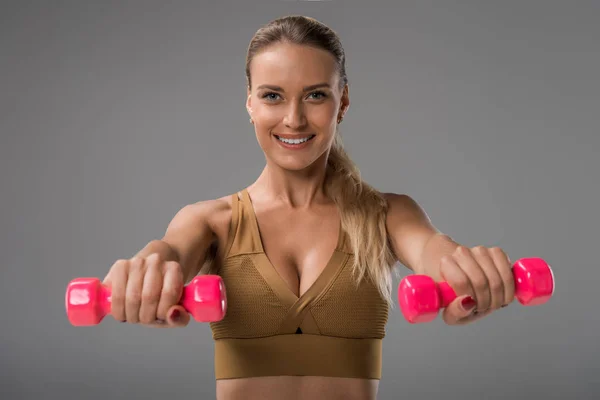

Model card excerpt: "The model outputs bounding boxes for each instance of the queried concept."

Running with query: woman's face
[246,42,349,172]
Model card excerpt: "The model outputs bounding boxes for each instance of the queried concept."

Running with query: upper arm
[384,192,442,274]
[161,199,228,280]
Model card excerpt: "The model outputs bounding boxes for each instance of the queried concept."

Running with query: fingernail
[461,296,476,312]
[501,304,508,308]
[171,309,181,322]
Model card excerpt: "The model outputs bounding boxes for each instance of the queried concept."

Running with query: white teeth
[276,135,313,145]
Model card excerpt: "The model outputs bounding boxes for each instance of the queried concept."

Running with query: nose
[283,102,307,129]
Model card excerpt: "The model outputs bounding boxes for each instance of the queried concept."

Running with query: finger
[166,305,190,328]
[472,246,505,310]
[157,261,184,322]
[439,254,474,299]
[144,305,189,329]
[139,253,163,325]
[125,257,145,323]
[490,247,516,306]
[105,260,128,322]
[453,246,491,312]
[445,305,494,326]
[442,294,477,325]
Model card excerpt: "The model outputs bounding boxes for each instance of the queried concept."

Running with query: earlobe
[246,93,252,113]
[338,105,348,123]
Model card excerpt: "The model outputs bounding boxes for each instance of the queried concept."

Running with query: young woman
[102,15,516,400]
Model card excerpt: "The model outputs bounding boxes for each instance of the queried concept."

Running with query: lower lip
[273,135,315,150]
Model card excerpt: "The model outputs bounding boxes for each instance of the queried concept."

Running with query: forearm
[417,233,461,281]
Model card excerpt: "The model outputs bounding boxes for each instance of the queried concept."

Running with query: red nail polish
[461,296,476,311]
[171,309,180,321]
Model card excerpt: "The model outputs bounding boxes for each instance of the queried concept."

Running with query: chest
[254,206,341,298]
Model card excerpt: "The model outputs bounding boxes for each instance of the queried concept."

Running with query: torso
[206,188,379,400]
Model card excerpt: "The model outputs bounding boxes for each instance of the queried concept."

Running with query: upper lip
[274,133,315,139]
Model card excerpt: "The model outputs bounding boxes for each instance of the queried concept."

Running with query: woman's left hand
[439,245,516,325]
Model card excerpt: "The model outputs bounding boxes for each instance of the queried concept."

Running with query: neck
[252,152,331,209]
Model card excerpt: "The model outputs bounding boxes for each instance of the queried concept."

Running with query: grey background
[2,1,598,399]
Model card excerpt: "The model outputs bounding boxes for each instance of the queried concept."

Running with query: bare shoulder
[160,193,235,277]
[382,192,431,220]
[171,194,234,238]
[166,195,231,230]
[195,194,234,237]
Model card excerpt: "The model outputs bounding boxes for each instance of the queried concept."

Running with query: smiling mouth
[273,134,316,145]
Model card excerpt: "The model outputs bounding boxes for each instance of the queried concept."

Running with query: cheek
[309,105,337,126]
[253,107,280,129]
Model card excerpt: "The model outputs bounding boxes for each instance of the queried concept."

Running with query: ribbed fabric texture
[210,255,289,339]
[310,256,388,338]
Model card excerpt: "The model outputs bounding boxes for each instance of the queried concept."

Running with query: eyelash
[261,91,328,101]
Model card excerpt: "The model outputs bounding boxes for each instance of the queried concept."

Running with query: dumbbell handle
[433,282,457,308]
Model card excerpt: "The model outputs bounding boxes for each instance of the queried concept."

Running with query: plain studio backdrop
[1,1,598,399]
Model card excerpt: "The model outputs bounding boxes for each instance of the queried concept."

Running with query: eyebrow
[256,83,331,92]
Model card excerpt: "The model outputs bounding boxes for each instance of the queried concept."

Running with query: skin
[102,41,516,400]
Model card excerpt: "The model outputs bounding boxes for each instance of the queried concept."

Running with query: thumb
[442,295,477,325]
[166,305,190,328]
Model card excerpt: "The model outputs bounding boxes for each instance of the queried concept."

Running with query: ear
[338,84,350,119]
[246,88,252,117]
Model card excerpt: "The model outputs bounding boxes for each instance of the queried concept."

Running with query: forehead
[250,42,338,88]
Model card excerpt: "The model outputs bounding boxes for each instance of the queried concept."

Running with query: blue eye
[262,92,281,101]
[309,91,327,100]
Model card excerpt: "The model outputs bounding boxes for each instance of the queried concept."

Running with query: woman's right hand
[102,252,191,327]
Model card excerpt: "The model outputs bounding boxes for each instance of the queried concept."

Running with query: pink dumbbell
[65,275,227,326]
[398,257,555,324]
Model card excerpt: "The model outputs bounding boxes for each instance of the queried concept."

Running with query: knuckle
[165,261,182,273]
[490,247,504,256]
[472,246,487,255]
[130,256,142,264]
[113,259,129,268]
[440,255,453,267]
[454,246,469,256]
[166,262,184,279]
[145,253,162,266]
[472,277,489,291]
[130,257,144,268]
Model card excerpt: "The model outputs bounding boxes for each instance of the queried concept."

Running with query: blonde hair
[245,15,398,306]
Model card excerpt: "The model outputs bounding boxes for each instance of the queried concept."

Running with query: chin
[271,156,315,172]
